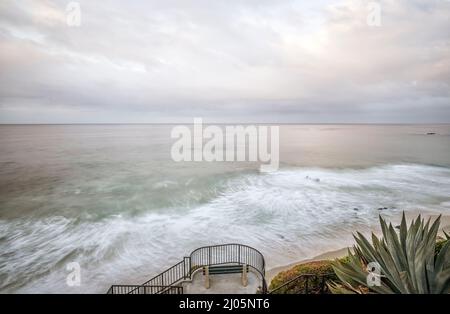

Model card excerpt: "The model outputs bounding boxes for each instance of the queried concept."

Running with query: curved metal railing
[190,243,266,292]
[107,243,267,294]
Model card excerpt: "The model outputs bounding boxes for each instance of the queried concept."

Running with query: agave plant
[329,213,450,294]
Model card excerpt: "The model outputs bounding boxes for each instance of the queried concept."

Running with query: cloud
[0,0,449,123]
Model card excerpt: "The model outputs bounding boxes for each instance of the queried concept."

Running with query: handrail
[268,272,335,294]
[107,243,267,294]
[190,243,267,293]
[107,285,183,294]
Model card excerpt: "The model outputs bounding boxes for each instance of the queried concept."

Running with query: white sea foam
[1,164,449,293]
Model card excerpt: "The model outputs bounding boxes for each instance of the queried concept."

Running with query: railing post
[204,266,210,289]
[320,275,326,294]
[208,246,211,266]
[242,264,248,287]
[238,245,241,264]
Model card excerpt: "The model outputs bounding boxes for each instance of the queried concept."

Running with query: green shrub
[269,259,346,294]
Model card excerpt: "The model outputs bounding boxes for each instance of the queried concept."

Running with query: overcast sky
[0,0,449,123]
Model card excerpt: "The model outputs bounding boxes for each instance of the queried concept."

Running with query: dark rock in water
[305,176,320,182]
[427,132,436,135]
[377,207,388,211]
[383,207,388,210]
[395,225,400,229]
[353,208,359,211]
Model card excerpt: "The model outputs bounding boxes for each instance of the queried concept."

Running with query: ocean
[1,124,450,293]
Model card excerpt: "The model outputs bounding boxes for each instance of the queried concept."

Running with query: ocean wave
[1,163,450,293]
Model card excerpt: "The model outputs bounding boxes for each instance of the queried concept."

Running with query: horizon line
[0,122,449,126]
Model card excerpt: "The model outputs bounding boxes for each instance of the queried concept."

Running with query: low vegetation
[270,213,449,294]
[269,258,348,294]
[329,213,450,294]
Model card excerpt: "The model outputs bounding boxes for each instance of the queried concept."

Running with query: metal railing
[107,285,183,294]
[190,243,266,292]
[268,273,335,294]
[107,243,267,294]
